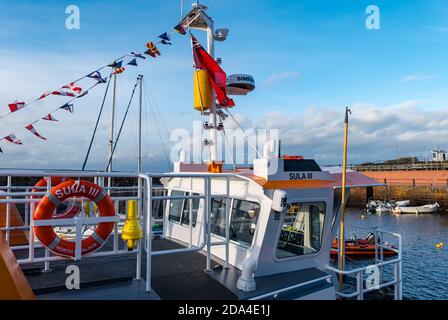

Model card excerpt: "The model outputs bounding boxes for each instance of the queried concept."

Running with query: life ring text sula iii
[33,180,115,258]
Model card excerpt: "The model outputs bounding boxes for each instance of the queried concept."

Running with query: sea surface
[344,209,448,300]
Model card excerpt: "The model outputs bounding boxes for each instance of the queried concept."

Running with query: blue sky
[1,0,448,171]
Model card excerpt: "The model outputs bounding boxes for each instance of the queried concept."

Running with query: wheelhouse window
[168,191,200,228]
[210,198,260,247]
[276,202,326,259]
[230,200,260,246]
[210,198,227,238]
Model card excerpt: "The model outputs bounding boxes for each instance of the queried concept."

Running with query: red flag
[25,124,47,140]
[191,35,235,107]
[8,101,26,113]
[42,114,58,121]
[4,134,23,145]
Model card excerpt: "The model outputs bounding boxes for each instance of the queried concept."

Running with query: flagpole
[107,73,117,190]
[338,106,351,290]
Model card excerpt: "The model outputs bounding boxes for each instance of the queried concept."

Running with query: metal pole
[338,107,351,289]
[206,21,218,162]
[145,177,153,292]
[5,176,11,243]
[138,75,143,174]
[107,73,117,190]
[206,177,212,271]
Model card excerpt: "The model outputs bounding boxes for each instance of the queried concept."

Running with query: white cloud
[400,73,438,83]
[264,71,300,86]
[229,100,448,164]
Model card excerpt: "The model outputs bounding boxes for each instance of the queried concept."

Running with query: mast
[206,18,218,162]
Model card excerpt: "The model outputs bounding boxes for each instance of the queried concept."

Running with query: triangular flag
[191,35,235,107]
[8,101,26,113]
[4,134,23,145]
[39,92,51,100]
[87,71,107,83]
[159,32,171,41]
[25,124,47,140]
[108,60,123,68]
[0,146,3,153]
[144,49,156,58]
[60,103,74,113]
[174,24,186,35]
[129,52,146,59]
[127,59,138,67]
[42,114,58,121]
[160,39,172,45]
[146,42,161,56]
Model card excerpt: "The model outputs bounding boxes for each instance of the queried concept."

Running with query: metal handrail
[327,229,402,300]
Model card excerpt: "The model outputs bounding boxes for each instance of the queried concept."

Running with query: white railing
[0,170,148,279]
[0,170,236,293]
[326,229,402,300]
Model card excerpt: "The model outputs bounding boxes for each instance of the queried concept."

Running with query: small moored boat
[392,203,439,215]
[331,233,398,259]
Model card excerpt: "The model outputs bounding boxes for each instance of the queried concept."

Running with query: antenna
[180,0,184,19]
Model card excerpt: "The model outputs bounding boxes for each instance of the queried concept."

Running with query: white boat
[0,3,404,301]
[395,200,410,207]
[392,203,439,215]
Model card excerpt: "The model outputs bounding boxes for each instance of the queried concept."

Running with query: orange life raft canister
[33,180,115,258]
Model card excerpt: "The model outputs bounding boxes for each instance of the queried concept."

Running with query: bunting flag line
[42,114,58,121]
[4,134,23,145]
[87,71,107,83]
[174,24,186,35]
[129,52,146,59]
[161,39,172,45]
[25,124,47,140]
[191,34,235,107]
[8,101,26,113]
[60,103,74,113]
[127,59,138,67]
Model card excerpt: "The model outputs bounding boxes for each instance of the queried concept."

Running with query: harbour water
[345,209,448,300]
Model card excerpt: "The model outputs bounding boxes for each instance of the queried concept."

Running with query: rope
[81,75,113,171]
[218,112,237,171]
[104,76,141,171]
[223,107,263,158]
[143,80,171,167]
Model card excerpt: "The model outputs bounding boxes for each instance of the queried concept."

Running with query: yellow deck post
[0,230,35,300]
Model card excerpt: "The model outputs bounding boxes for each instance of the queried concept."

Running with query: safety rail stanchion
[225,176,230,269]
[356,271,363,300]
[5,176,11,243]
[113,201,119,253]
[145,175,153,293]
[206,176,212,271]
[136,176,143,280]
[24,187,30,228]
[43,176,52,272]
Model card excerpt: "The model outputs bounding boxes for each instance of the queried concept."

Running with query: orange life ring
[31,177,81,220]
[33,180,115,258]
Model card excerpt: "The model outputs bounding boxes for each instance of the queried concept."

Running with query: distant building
[431,149,448,162]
